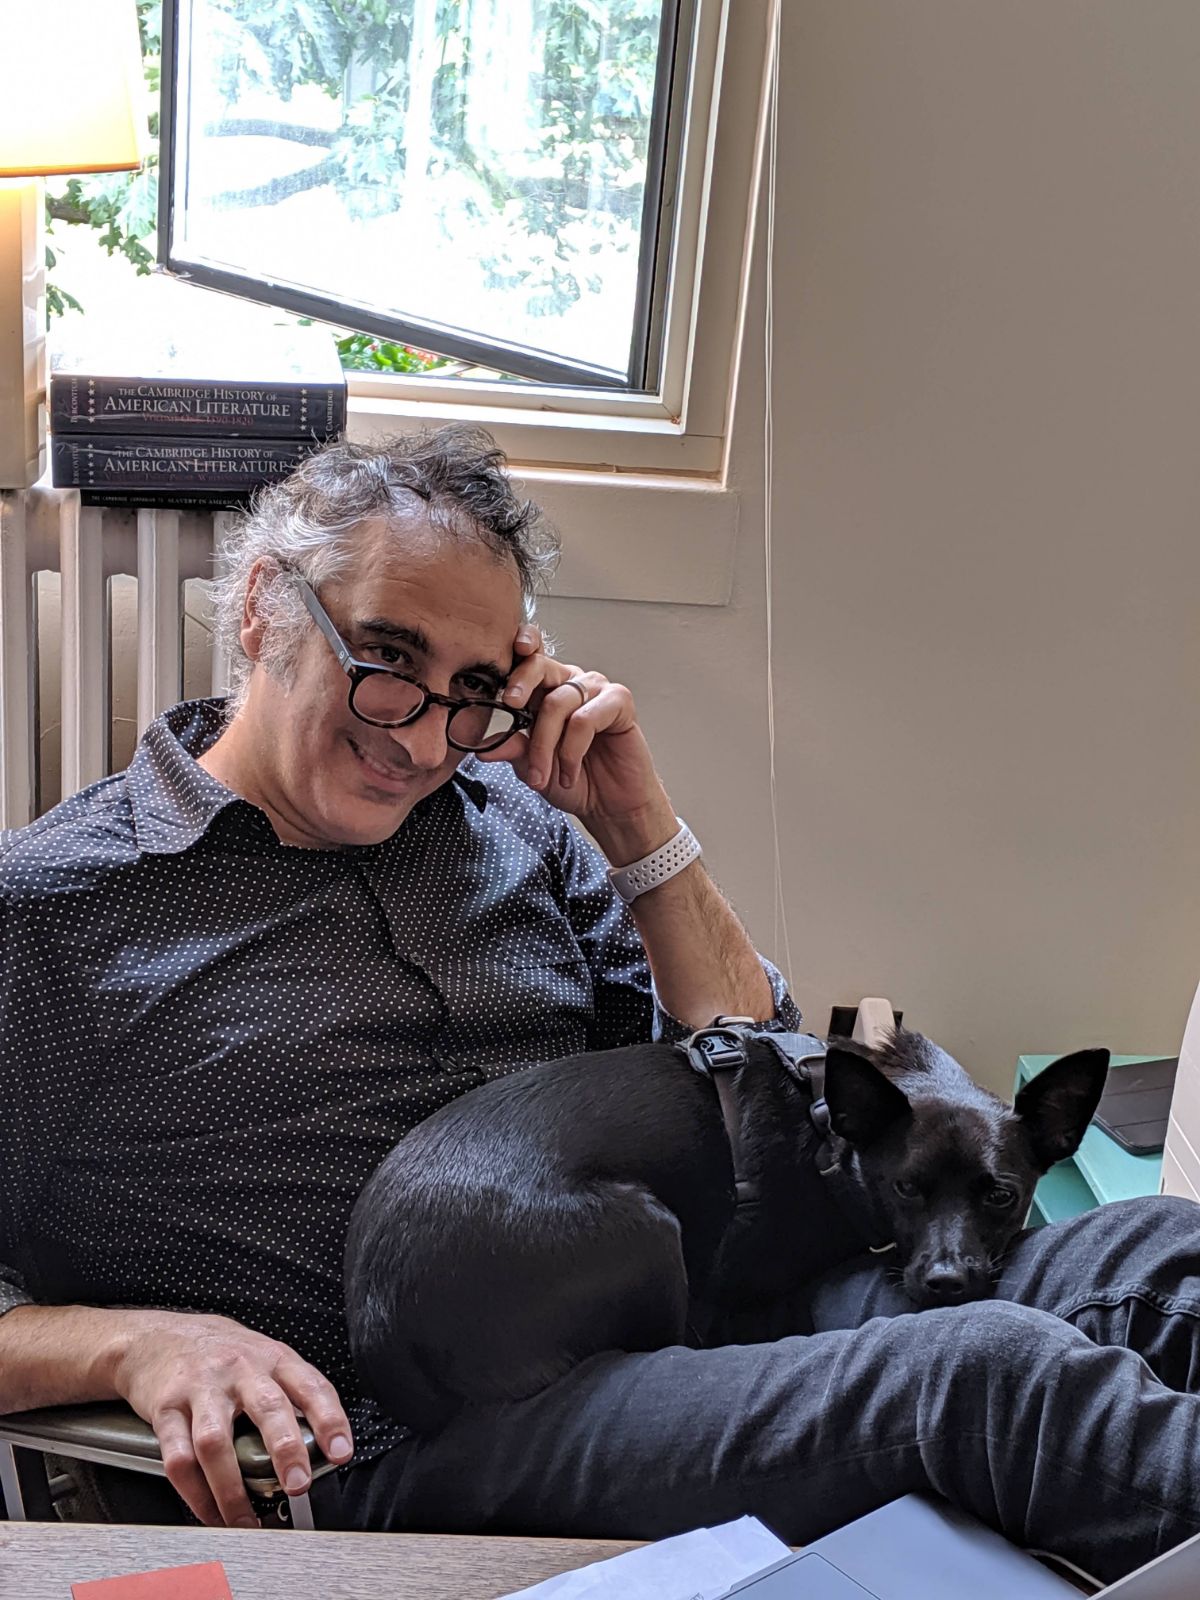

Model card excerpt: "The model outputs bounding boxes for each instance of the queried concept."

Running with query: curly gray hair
[211,425,560,714]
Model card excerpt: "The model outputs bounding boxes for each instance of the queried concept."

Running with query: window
[47,1,769,495]
[153,0,771,476]
[161,0,687,391]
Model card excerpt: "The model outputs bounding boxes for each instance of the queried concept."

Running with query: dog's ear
[1013,1048,1110,1170]
[823,1047,912,1147]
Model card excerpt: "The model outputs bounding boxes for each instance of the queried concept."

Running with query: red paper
[71,1560,234,1600]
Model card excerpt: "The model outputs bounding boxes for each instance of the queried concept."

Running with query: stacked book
[49,322,347,510]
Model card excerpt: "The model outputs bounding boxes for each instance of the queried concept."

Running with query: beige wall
[543,0,1200,1094]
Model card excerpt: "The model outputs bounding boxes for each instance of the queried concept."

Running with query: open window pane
[161,0,683,388]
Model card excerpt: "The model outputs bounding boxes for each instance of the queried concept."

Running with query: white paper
[499,1516,790,1600]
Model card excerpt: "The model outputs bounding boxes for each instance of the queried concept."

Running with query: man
[1,427,1199,1583]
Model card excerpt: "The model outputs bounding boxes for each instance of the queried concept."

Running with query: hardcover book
[50,324,347,439]
[52,435,318,492]
[78,489,254,512]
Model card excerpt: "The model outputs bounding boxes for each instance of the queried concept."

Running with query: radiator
[0,486,230,829]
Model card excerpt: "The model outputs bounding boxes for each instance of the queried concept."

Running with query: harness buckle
[809,1093,833,1140]
[681,1017,755,1078]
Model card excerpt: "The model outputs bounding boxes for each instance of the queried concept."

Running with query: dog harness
[681,1018,897,1253]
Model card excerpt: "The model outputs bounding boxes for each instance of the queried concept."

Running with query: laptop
[721,1494,1200,1599]
[1091,1057,1178,1154]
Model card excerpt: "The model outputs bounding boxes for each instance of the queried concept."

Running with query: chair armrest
[0,1401,333,1497]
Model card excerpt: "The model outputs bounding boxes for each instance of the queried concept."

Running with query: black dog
[344,1027,1108,1433]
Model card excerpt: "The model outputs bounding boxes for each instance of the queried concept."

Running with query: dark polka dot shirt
[0,697,798,1463]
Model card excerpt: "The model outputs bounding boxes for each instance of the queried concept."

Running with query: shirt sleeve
[554,817,802,1048]
[0,1263,31,1317]
[650,956,802,1045]
[0,895,95,1315]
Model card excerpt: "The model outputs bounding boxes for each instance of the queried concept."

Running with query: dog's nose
[922,1263,970,1303]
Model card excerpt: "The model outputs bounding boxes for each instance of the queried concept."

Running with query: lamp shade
[0,0,145,178]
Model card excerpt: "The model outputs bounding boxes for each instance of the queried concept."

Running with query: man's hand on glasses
[480,623,678,865]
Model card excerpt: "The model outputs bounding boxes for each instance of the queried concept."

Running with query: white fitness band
[607,818,702,904]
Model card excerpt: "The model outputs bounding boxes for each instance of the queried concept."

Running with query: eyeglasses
[293,574,534,754]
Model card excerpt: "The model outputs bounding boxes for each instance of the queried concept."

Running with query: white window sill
[347,391,724,475]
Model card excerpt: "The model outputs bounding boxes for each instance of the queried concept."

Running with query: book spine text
[50,377,346,439]
[52,437,319,491]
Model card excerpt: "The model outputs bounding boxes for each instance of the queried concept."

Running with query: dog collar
[681,1021,897,1253]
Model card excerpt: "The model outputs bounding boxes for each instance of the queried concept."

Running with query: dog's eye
[985,1185,1018,1209]
[892,1177,921,1200]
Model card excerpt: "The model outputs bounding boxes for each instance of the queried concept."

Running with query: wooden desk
[0,1520,642,1599]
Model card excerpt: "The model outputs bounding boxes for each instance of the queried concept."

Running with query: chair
[0,1401,333,1529]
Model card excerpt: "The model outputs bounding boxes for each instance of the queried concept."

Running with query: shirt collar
[450,760,489,813]
[129,699,241,855]
[129,698,489,856]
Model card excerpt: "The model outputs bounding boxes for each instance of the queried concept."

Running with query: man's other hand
[113,1310,353,1527]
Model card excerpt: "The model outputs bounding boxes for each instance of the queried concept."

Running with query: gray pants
[318,1196,1200,1583]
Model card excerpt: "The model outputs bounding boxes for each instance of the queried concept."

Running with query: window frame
[158,0,772,478]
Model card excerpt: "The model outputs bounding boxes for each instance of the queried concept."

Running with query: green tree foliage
[514,0,662,315]
[45,0,664,362]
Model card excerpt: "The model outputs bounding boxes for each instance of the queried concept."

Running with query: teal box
[1015,1055,1163,1225]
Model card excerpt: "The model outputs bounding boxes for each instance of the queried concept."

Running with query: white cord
[1025,1549,1104,1592]
[767,22,1088,1593]
[763,0,794,991]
